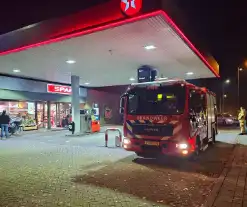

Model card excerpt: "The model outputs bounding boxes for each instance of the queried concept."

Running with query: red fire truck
[120,79,217,157]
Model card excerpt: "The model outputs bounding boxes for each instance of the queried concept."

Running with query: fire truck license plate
[144,141,160,146]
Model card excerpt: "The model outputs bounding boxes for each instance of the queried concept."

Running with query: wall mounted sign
[47,84,72,95]
[104,106,112,120]
[120,0,142,16]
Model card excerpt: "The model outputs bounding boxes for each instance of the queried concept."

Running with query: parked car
[217,113,239,126]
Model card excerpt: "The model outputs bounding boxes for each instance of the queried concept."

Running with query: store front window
[0,101,71,129]
[0,101,35,119]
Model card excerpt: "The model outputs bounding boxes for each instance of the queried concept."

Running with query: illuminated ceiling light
[66,60,76,64]
[225,79,230,84]
[129,77,135,81]
[186,72,194,76]
[84,82,90,85]
[13,68,20,73]
[144,45,156,50]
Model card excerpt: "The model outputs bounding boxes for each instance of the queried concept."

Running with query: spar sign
[47,84,72,95]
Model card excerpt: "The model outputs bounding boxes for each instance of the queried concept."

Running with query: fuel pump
[79,109,88,133]
[91,103,100,133]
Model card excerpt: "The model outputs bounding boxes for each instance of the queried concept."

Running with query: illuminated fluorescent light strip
[186,72,194,76]
[144,45,156,50]
[13,68,21,73]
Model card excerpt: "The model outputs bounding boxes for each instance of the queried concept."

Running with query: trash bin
[68,122,75,134]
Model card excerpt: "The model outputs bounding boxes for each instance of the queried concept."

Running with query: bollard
[105,133,108,147]
[105,128,122,148]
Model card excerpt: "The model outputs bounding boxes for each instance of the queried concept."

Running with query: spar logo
[121,0,142,16]
[47,84,72,95]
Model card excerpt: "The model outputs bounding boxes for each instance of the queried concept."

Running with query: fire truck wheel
[195,136,201,156]
[209,129,216,145]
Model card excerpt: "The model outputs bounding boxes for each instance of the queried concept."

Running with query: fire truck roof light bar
[131,79,186,86]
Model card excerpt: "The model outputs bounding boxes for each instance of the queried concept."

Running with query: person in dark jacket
[0,110,10,138]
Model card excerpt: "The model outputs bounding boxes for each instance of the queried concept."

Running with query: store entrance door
[50,103,71,128]
[37,102,71,129]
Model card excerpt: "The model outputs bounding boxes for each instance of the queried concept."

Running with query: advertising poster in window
[28,102,35,115]
[104,106,112,120]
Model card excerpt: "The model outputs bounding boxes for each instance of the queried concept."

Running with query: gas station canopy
[0,1,219,87]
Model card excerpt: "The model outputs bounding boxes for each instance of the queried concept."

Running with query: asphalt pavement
[0,127,243,207]
[217,126,247,145]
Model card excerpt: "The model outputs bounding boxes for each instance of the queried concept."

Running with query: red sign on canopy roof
[47,84,72,95]
[120,0,142,16]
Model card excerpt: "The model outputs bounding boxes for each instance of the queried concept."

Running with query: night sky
[176,0,247,114]
[177,0,247,76]
[0,0,110,35]
[0,0,246,113]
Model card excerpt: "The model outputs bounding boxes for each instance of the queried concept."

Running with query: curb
[203,145,237,207]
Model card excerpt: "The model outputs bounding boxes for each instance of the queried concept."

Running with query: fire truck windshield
[127,85,186,115]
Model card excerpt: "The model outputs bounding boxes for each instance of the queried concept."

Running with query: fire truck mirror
[120,97,125,108]
[119,107,124,114]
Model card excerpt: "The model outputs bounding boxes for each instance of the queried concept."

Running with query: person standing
[0,110,10,139]
[238,107,246,135]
